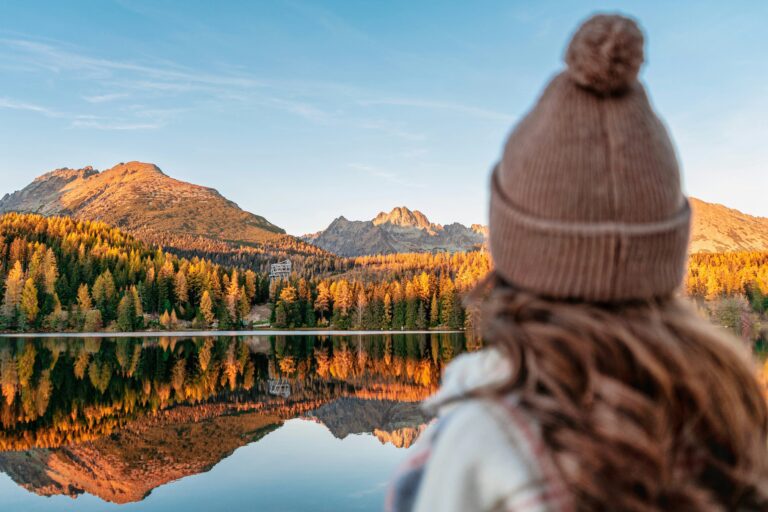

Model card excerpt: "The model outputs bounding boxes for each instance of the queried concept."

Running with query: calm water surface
[0,333,473,511]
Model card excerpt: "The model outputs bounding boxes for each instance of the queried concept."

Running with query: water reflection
[0,333,473,508]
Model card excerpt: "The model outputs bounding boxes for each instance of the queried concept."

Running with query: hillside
[0,213,270,332]
[304,206,486,257]
[0,162,284,246]
[690,198,768,253]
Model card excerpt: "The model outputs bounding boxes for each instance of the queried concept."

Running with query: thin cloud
[359,120,426,141]
[0,97,60,117]
[0,38,270,90]
[82,93,129,103]
[283,0,375,45]
[71,118,163,130]
[0,36,505,145]
[348,163,425,189]
[359,97,514,123]
[262,97,332,123]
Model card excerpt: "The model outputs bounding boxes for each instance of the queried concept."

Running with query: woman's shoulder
[423,347,514,415]
[388,348,572,512]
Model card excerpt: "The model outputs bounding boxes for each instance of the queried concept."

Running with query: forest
[1,212,767,340]
[0,213,271,332]
[0,213,488,333]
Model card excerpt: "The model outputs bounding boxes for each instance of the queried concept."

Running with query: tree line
[0,213,270,332]
[686,252,768,313]
[0,213,490,333]
[269,251,490,330]
[3,212,768,336]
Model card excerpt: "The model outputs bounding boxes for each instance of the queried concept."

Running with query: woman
[387,13,768,512]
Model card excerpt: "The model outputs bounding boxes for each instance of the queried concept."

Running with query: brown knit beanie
[489,13,690,302]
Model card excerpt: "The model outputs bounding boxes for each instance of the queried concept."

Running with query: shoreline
[0,329,465,339]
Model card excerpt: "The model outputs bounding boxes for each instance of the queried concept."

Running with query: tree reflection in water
[0,333,474,504]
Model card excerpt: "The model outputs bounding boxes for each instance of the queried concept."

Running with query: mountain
[0,400,426,504]
[303,206,486,257]
[689,198,768,253]
[0,161,284,246]
[304,200,768,257]
[308,397,428,444]
[0,406,283,504]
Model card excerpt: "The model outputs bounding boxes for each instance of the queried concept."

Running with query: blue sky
[0,0,766,235]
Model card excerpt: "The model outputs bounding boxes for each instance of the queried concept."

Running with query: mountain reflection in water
[0,333,474,510]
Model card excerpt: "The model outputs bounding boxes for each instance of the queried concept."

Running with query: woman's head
[472,274,768,510]
[479,12,768,511]
[489,14,690,303]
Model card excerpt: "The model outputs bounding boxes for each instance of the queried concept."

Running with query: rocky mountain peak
[33,166,98,183]
[373,206,433,230]
[303,207,486,257]
[106,161,165,177]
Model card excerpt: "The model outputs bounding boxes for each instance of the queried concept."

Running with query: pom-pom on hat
[489,13,690,302]
[565,14,644,95]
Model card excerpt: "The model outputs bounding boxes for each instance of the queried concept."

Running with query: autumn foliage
[0,213,269,331]
[0,333,468,451]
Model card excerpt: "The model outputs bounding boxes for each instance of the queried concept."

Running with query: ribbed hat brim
[488,167,691,302]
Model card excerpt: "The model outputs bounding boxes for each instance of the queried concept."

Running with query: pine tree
[117,292,135,331]
[314,281,331,324]
[20,278,39,325]
[333,280,353,325]
[199,290,215,326]
[1,261,24,321]
[174,270,189,304]
[439,279,455,327]
[77,283,93,313]
[274,302,287,328]
[244,270,257,302]
[429,292,439,327]
[42,248,58,295]
[416,301,427,330]
[131,286,144,326]
[92,270,116,320]
[355,290,368,329]
[159,310,171,329]
[238,285,250,322]
[226,270,240,321]
[382,292,392,330]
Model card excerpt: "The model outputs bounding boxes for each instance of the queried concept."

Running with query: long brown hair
[470,272,768,511]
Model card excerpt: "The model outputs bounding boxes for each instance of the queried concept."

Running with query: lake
[0,332,474,512]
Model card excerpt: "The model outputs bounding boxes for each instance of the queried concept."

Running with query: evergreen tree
[1,261,24,322]
[92,270,116,321]
[238,285,250,323]
[314,281,331,324]
[200,290,215,326]
[116,292,136,331]
[77,284,93,311]
[429,292,439,327]
[382,292,392,329]
[20,278,39,325]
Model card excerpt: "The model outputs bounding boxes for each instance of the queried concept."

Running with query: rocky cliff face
[0,161,284,246]
[303,206,486,257]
